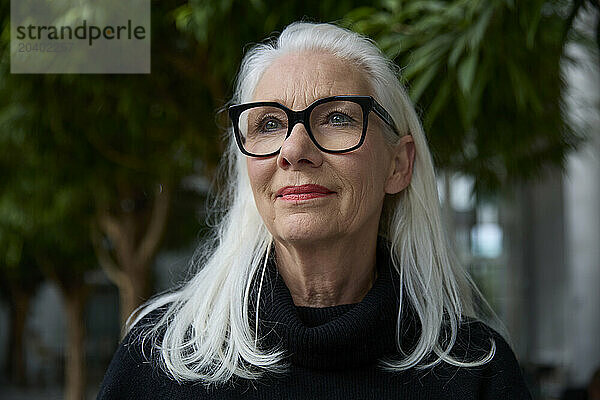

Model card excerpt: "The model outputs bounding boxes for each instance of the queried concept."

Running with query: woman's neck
[274,233,378,307]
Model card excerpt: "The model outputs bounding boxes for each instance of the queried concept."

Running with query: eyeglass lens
[237,100,364,155]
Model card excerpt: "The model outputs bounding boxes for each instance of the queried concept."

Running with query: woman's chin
[270,213,340,244]
[274,229,332,245]
[273,226,338,246]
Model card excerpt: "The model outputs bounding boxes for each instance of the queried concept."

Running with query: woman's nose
[277,122,323,169]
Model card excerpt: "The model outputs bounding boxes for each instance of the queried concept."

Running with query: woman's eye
[328,112,352,125]
[258,118,283,133]
[264,120,279,130]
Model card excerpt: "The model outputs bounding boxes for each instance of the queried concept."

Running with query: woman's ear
[385,135,415,195]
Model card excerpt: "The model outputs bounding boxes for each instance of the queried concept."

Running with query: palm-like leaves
[345,0,585,192]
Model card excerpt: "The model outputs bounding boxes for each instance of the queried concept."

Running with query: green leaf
[448,34,468,68]
[409,61,441,102]
[424,77,452,129]
[506,59,542,112]
[525,5,542,49]
[344,6,377,21]
[457,51,478,95]
[468,5,495,51]
[402,34,452,80]
[403,0,446,17]
[172,4,193,32]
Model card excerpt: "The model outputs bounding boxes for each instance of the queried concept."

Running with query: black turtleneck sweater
[97,249,532,399]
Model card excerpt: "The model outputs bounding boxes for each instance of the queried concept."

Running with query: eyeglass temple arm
[372,101,401,136]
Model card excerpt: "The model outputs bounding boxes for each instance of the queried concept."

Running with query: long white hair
[130,21,495,385]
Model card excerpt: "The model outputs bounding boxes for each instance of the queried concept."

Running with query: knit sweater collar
[257,241,409,370]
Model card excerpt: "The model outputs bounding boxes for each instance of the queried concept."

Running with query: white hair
[130,21,495,385]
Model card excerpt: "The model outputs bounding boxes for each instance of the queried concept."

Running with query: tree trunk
[63,289,87,400]
[117,267,150,327]
[95,183,171,328]
[8,288,30,386]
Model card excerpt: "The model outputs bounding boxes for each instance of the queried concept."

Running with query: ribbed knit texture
[254,244,406,371]
[97,245,532,399]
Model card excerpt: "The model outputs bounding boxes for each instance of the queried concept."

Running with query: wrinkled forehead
[252,51,372,110]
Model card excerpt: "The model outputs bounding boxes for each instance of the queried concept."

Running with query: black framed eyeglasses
[228,95,400,157]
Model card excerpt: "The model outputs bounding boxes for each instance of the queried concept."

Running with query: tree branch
[90,221,133,295]
[136,183,171,268]
[97,209,123,246]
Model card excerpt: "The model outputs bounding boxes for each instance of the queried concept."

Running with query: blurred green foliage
[344,0,590,192]
[0,0,593,303]
[0,0,379,296]
[0,0,205,294]
[0,0,375,351]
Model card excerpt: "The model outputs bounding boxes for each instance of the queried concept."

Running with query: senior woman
[98,22,531,399]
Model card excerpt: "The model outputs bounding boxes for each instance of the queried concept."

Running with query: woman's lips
[276,184,335,201]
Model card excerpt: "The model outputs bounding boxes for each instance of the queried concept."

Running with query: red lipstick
[276,184,335,201]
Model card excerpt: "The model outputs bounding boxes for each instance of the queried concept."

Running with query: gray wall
[564,32,600,386]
